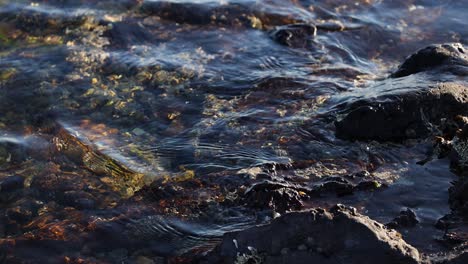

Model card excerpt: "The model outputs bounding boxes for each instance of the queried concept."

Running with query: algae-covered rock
[53,126,145,198]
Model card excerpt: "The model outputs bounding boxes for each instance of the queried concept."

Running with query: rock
[450,125,468,172]
[432,248,468,264]
[6,206,33,224]
[0,175,24,192]
[269,24,317,48]
[204,205,420,264]
[335,43,468,141]
[448,125,468,216]
[61,191,97,210]
[312,176,384,196]
[311,176,354,196]
[386,208,419,229]
[448,178,468,217]
[355,180,385,191]
[335,79,468,141]
[446,250,468,264]
[242,181,308,213]
[391,43,467,78]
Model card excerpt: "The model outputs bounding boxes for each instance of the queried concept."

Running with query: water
[0,0,467,262]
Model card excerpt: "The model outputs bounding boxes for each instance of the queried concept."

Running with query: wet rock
[6,206,32,224]
[311,176,354,196]
[438,231,468,248]
[134,256,155,264]
[432,247,468,264]
[61,191,97,210]
[335,43,468,141]
[355,180,385,191]
[446,250,468,264]
[335,80,468,141]
[0,141,28,167]
[391,43,467,78]
[269,24,316,48]
[204,205,420,264]
[0,175,24,192]
[30,173,83,201]
[312,176,384,196]
[386,208,419,229]
[450,125,468,172]
[447,124,468,216]
[242,181,308,213]
[103,21,154,49]
[448,179,468,217]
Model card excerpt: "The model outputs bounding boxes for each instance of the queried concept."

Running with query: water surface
[0,0,467,262]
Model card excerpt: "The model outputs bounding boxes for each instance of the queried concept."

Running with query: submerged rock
[204,205,420,264]
[335,43,468,141]
[0,175,24,192]
[269,24,317,48]
[386,208,419,229]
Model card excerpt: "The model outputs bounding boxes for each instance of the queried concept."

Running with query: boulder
[391,43,467,78]
[204,205,420,264]
[334,43,468,141]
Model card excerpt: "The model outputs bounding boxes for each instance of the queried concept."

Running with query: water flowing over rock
[335,43,468,141]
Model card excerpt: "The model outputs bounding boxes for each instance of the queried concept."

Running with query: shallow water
[0,0,467,262]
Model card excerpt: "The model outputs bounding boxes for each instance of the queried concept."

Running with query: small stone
[280,248,290,255]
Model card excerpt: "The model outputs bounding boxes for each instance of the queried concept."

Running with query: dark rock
[445,250,468,264]
[450,125,468,173]
[103,21,154,49]
[439,232,468,248]
[0,176,25,192]
[6,206,33,224]
[312,176,354,196]
[433,247,468,264]
[356,180,386,191]
[448,178,468,216]
[335,43,468,141]
[204,205,420,264]
[243,181,309,213]
[335,80,468,141]
[386,208,419,229]
[391,43,467,78]
[269,24,317,48]
[61,191,97,210]
[447,124,468,216]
